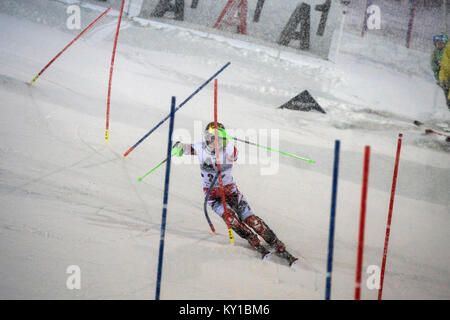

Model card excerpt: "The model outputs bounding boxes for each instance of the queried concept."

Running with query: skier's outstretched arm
[173,141,196,156]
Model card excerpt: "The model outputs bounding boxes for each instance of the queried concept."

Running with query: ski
[413,120,449,132]
[254,242,298,266]
[414,120,450,142]
[424,129,450,142]
[262,251,272,261]
[255,242,299,267]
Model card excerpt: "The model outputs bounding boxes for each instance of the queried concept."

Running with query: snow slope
[0,0,449,299]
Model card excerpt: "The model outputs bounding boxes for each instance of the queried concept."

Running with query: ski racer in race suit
[438,35,450,109]
[173,122,296,263]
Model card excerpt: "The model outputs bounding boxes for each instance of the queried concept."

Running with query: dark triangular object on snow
[278,90,326,114]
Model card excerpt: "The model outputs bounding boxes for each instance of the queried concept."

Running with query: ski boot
[255,244,271,260]
[277,249,298,267]
[272,239,298,267]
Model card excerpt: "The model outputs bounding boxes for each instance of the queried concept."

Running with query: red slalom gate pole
[406,0,417,49]
[213,79,234,244]
[239,0,248,35]
[355,146,370,300]
[30,7,112,85]
[105,0,125,142]
[378,133,403,300]
[361,0,369,37]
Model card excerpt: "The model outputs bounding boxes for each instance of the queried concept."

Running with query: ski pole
[123,62,231,157]
[138,158,167,182]
[30,7,112,85]
[215,127,315,163]
[137,145,184,181]
[203,171,219,234]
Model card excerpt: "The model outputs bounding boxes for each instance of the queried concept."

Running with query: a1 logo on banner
[137,0,339,59]
[277,0,332,49]
[250,0,339,59]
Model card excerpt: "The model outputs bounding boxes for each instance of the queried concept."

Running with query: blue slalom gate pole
[123,62,231,157]
[325,140,340,300]
[155,96,176,300]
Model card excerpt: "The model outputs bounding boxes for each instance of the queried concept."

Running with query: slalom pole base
[105,129,109,142]
[30,75,39,85]
[124,147,134,157]
[228,228,235,244]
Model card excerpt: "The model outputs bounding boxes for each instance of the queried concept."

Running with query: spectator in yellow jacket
[438,41,450,109]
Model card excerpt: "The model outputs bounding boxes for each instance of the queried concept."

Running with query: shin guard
[223,210,260,248]
[244,215,286,252]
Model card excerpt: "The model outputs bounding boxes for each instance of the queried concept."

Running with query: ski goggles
[433,35,447,44]
[206,124,225,139]
[205,124,227,145]
[204,130,225,142]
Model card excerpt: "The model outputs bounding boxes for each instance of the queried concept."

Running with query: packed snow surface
[0,0,449,299]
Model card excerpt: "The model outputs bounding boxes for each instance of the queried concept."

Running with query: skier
[172,122,298,266]
[439,38,450,110]
[431,34,447,81]
[432,33,450,109]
